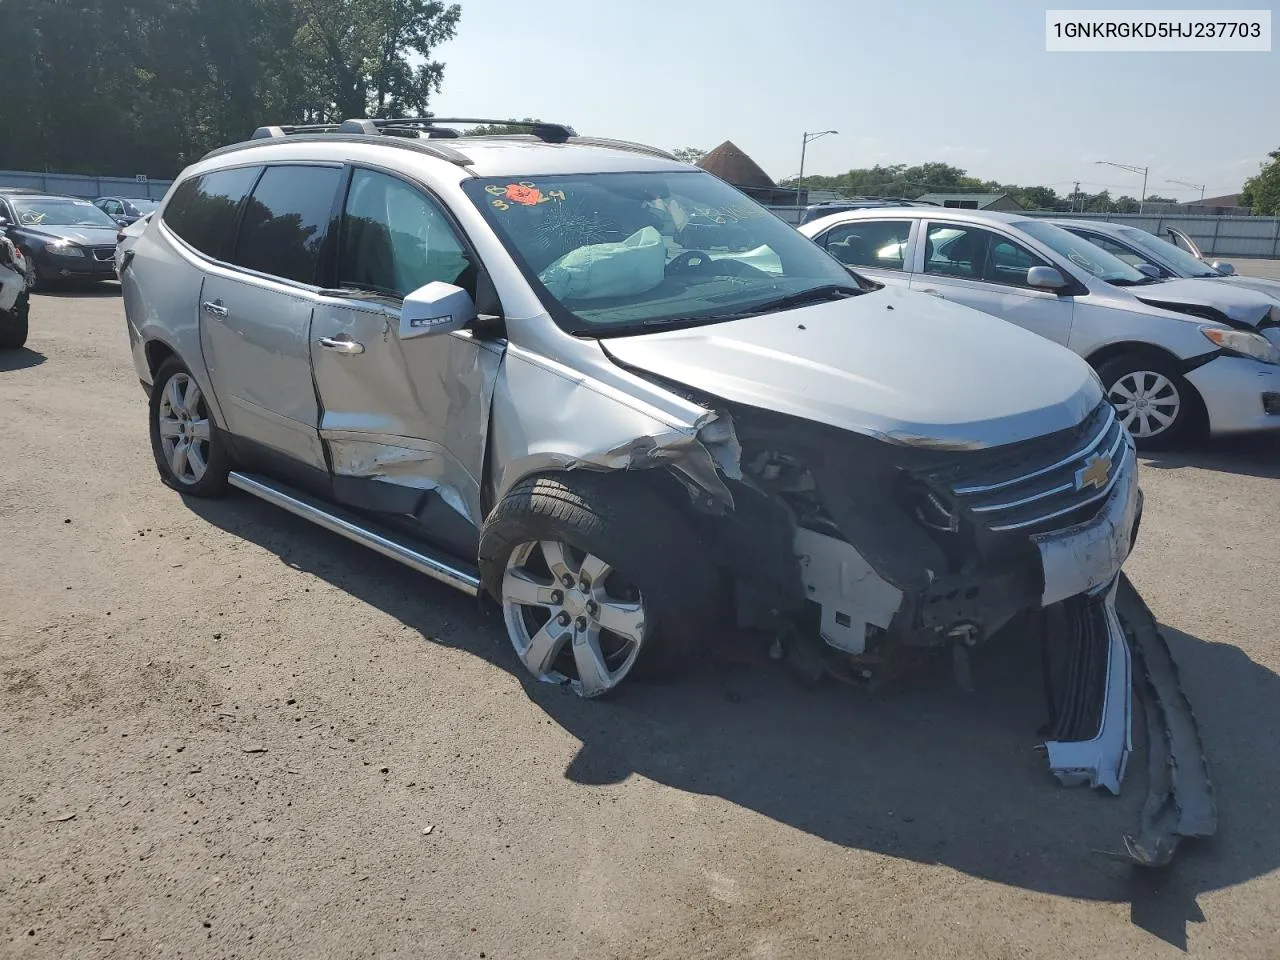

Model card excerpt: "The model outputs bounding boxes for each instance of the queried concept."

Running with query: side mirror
[1135,263,1162,280]
[1027,265,1068,290]
[399,281,476,339]
[1211,261,1235,276]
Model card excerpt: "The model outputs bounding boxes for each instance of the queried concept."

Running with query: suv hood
[601,285,1102,449]
[20,225,119,247]
[1132,277,1276,327]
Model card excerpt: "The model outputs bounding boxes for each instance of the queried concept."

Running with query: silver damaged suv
[121,119,1213,863]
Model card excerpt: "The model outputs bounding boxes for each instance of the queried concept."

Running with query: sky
[428,0,1278,200]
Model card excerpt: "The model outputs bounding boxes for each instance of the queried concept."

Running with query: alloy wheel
[501,540,648,697]
[157,373,212,485]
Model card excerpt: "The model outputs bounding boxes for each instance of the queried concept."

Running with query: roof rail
[566,136,676,161]
[251,124,343,139]
[369,117,577,143]
[202,133,472,167]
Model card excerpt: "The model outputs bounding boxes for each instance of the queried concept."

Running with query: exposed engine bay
[682,399,1216,866]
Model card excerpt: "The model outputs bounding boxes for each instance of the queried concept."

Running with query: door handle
[316,336,365,355]
[201,299,228,319]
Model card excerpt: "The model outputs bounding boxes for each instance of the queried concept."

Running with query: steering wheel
[666,249,715,276]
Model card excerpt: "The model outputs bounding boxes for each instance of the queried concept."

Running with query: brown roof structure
[698,141,776,188]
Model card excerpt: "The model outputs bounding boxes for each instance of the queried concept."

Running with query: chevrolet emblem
[1075,453,1112,492]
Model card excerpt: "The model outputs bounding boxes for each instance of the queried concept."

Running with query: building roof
[1188,193,1241,207]
[697,141,776,188]
[914,192,1022,209]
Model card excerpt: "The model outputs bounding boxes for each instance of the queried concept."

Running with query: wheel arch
[1086,340,1210,441]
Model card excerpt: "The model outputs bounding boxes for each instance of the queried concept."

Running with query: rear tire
[1097,352,1201,450]
[149,357,230,496]
[479,473,719,696]
[0,293,29,349]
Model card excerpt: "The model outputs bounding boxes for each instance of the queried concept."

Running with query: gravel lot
[2,284,1278,959]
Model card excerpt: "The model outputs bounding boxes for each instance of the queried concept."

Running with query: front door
[309,167,501,530]
[811,218,915,290]
[909,220,1075,346]
[198,163,344,472]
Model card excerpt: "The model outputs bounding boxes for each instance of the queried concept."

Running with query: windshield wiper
[1110,276,1161,287]
[708,283,863,321]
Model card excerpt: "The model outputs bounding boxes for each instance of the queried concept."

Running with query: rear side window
[162,166,260,258]
[232,165,343,284]
[822,220,911,270]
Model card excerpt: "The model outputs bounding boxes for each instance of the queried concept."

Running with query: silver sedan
[799,208,1280,447]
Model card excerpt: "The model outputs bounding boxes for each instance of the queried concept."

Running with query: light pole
[1095,160,1149,213]
[1167,178,1206,204]
[798,130,838,204]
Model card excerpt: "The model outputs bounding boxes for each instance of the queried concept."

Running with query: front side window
[163,166,261,258]
[822,220,911,270]
[11,197,117,228]
[1013,219,1147,285]
[463,170,857,334]
[338,169,474,299]
[232,165,343,284]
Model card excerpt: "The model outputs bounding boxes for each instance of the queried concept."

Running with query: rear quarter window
[162,166,261,259]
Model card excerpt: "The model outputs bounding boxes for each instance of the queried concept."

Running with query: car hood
[600,285,1103,449]
[1219,274,1280,303]
[20,225,119,246]
[1131,277,1275,327]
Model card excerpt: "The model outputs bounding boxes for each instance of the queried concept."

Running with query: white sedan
[799,208,1280,447]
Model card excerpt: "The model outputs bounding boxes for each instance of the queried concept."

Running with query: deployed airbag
[538,226,666,301]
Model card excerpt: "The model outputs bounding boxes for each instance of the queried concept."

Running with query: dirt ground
[2,284,1278,960]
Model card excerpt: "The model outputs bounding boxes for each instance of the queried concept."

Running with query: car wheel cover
[157,372,212,484]
[501,540,647,697]
[1109,370,1181,439]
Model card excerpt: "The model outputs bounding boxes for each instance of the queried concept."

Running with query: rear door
[309,166,501,531]
[810,218,915,289]
[909,220,1075,346]
[198,163,344,474]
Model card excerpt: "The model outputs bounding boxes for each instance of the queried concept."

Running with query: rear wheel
[0,293,29,349]
[148,358,230,496]
[479,474,718,697]
[1097,353,1200,450]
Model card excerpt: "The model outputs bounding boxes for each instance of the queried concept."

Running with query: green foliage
[671,147,707,165]
[1142,194,1177,205]
[1240,150,1280,215]
[780,162,1064,210]
[463,118,541,136]
[0,0,460,178]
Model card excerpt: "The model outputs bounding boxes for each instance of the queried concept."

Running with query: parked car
[119,117,1214,861]
[0,192,122,288]
[1051,218,1280,304]
[93,196,160,226]
[799,208,1280,447]
[115,212,151,276]
[797,197,936,226]
[0,235,30,348]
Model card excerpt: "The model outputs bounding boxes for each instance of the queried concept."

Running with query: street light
[1094,160,1149,213]
[1167,178,1206,204]
[798,130,838,204]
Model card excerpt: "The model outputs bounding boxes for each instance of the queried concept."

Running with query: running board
[227,471,481,596]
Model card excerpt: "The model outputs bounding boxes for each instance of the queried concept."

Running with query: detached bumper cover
[1185,355,1280,435]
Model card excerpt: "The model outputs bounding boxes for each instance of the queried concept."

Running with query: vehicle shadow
[0,347,47,371]
[186,491,1280,950]
[1140,434,1280,480]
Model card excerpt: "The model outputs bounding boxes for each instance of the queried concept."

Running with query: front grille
[92,246,116,262]
[923,403,1130,536]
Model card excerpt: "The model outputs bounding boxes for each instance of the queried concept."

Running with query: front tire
[479,473,719,697]
[1097,352,1200,450]
[148,358,230,496]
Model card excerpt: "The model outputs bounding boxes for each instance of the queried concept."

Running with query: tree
[1241,149,1280,216]
[1141,193,1177,205]
[1113,195,1140,213]
[1014,186,1060,210]
[672,147,707,165]
[292,0,462,119]
[463,118,541,136]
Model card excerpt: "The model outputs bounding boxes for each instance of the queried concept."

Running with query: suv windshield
[1116,226,1218,277]
[1014,219,1148,285]
[12,198,118,228]
[464,171,858,333]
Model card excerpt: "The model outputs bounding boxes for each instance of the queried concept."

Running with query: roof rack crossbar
[251,124,343,139]
[369,117,577,143]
